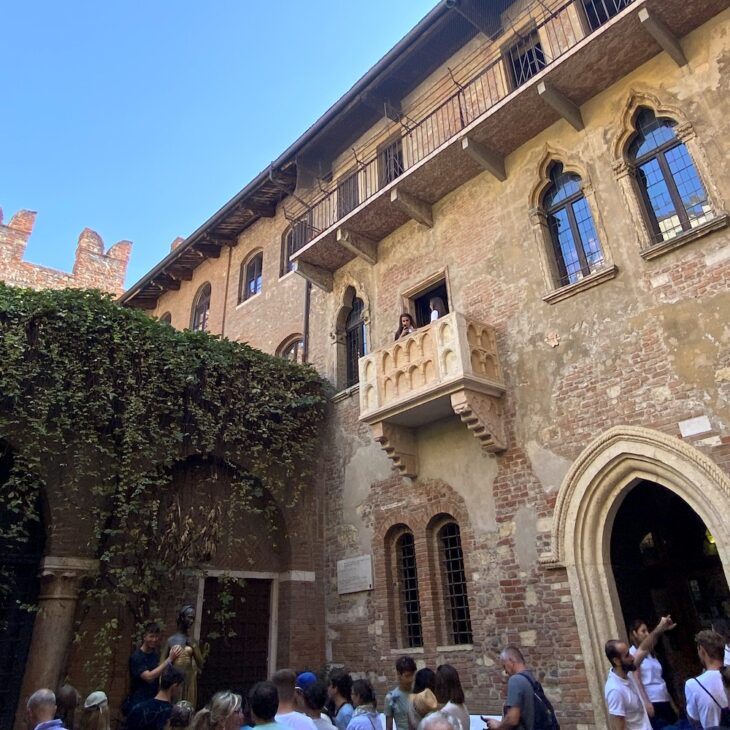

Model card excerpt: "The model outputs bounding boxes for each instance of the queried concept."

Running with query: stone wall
[0,207,131,295]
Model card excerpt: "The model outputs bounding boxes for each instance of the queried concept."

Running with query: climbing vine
[0,284,326,681]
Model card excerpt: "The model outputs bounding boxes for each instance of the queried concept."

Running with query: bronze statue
[162,604,205,708]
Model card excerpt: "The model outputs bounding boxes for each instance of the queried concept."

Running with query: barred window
[191,283,211,332]
[337,170,360,219]
[378,137,404,188]
[282,217,311,275]
[438,522,473,645]
[345,297,366,387]
[240,252,263,303]
[506,30,547,88]
[396,532,423,648]
[628,108,711,244]
[543,163,604,287]
[581,0,632,32]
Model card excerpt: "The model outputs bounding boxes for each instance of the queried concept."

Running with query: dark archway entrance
[611,480,730,699]
[0,444,45,729]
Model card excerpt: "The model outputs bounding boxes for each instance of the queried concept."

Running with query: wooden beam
[336,228,378,265]
[638,8,687,67]
[243,201,277,218]
[537,81,584,131]
[461,137,506,181]
[166,268,193,281]
[153,275,180,291]
[390,188,433,228]
[292,261,333,292]
[193,243,222,258]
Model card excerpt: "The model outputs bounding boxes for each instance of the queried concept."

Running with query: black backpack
[518,672,560,730]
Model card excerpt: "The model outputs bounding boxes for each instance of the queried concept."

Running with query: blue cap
[296,671,318,689]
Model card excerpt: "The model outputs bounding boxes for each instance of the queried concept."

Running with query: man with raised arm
[604,615,676,730]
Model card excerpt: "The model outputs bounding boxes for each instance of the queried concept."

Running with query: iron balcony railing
[288,0,635,251]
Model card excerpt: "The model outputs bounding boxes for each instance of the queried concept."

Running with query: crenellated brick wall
[0,207,131,295]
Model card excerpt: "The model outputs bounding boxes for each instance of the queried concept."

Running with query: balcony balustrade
[359,312,507,478]
[290,0,723,289]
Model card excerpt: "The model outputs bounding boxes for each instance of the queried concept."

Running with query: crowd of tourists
[25,616,730,730]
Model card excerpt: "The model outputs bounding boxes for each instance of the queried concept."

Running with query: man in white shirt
[604,615,676,730]
[685,630,729,729]
[272,669,318,730]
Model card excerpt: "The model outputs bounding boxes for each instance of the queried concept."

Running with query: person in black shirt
[126,664,185,730]
[125,622,182,714]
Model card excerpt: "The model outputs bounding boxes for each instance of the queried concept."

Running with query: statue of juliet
[162,604,206,708]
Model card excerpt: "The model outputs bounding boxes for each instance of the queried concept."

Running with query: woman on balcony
[394,313,416,340]
[429,297,447,322]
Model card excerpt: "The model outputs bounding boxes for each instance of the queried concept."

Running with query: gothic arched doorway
[0,443,46,729]
[611,480,730,699]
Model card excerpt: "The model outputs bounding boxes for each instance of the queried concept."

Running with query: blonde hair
[191,691,242,730]
[79,704,110,730]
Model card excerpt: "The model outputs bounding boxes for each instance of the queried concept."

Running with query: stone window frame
[190,282,212,332]
[610,89,728,261]
[239,249,264,304]
[384,524,424,651]
[528,145,617,304]
[276,334,305,363]
[331,280,371,392]
[426,513,474,648]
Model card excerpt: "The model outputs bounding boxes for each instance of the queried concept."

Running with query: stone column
[15,556,97,727]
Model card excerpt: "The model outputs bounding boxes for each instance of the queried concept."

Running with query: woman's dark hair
[412,668,436,694]
[394,313,416,341]
[429,297,447,318]
[627,618,648,648]
[435,664,464,705]
[329,670,353,703]
[351,679,376,708]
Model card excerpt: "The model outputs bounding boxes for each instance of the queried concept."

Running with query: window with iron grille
[240,252,263,303]
[438,522,473,645]
[378,137,405,188]
[581,0,632,32]
[283,216,312,275]
[337,170,360,219]
[396,532,423,648]
[191,283,211,332]
[543,163,604,287]
[345,297,366,387]
[628,109,711,244]
[506,30,547,89]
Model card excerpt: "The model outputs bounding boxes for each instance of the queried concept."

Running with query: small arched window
[345,297,366,387]
[438,521,473,645]
[396,531,423,648]
[240,252,263,303]
[282,217,311,275]
[278,336,305,363]
[628,108,710,243]
[191,283,211,332]
[543,163,604,287]
[159,312,172,325]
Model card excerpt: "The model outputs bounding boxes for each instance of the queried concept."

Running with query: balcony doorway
[410,279,450,328]
[610,479,730,699]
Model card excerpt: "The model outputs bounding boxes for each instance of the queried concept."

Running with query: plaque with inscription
[337,555,373,595]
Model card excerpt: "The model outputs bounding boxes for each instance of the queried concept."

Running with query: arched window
[345,297,366,387]
[159,312,172,325]
[438,521,473,645]
[277,336,305,363]
[396,531,423,648]
[191,283,211,332]
[240,252,263,303]
[628,108,710,243]
[543,163,604,287]
[282,217,311,275]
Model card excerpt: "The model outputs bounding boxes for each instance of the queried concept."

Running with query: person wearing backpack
[685,630,730,730]
[484,645,558,730]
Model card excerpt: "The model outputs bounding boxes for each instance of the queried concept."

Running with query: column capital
[40,556,98,578]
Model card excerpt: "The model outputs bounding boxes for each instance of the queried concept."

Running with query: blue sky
[1,1,435,285]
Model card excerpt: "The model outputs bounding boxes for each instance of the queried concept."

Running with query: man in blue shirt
[26,689,65,730]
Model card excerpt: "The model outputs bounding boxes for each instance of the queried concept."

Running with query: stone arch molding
[610,88,690,162]
[528,143,592,210]
[540,425,730,729]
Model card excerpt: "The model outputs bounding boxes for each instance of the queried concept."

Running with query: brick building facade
[0,207,131,295]
[9,1,730,728]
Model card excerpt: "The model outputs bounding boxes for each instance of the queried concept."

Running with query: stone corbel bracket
[370,422,418,478]
[450,389,507,453]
